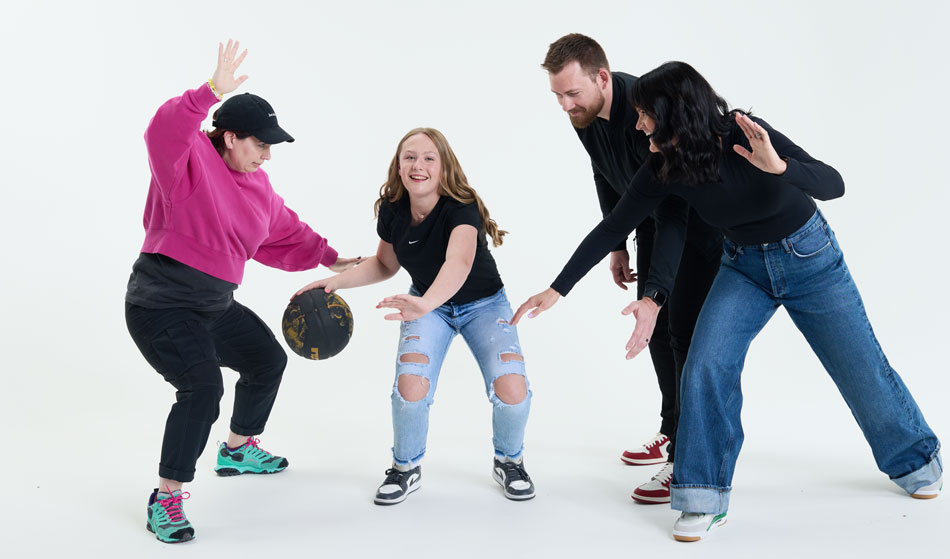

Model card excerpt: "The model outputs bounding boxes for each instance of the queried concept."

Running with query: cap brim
[253,126,295,144]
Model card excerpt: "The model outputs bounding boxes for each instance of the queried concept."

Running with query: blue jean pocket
[789,226,834,258]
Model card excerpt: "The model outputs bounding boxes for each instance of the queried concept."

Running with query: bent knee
[493,373,527,405]
[397,374,430,402]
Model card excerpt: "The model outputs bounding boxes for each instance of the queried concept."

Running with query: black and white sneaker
[374,465,422,505]
[493,458,535,500]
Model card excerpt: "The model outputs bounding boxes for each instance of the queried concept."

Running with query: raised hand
[510,288,561,325]
[377,294,431,322]
[211,39,249,96]
[620,297,661,359]
[732,113,787,175]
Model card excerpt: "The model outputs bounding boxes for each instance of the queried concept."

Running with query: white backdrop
[2,1,947,557]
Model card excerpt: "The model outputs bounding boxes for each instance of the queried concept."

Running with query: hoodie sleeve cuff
[320,246,340,268]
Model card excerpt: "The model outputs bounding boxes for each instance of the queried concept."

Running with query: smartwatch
[644,289,667,307]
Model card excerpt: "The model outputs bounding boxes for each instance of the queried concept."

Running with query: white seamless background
[2,1,947,557]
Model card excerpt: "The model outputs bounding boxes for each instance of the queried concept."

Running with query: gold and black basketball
[282,291,354,360]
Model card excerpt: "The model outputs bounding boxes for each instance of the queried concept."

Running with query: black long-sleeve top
[551,116,845,297]
[576,72,651,228]
[574,72,723,298]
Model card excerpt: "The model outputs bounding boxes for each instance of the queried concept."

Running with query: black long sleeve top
[574,72,722,298]
[575,72,651,226]
[551,115,845,297]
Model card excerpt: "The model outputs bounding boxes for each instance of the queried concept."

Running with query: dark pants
[126,301,288,482]
[635,211,721,462]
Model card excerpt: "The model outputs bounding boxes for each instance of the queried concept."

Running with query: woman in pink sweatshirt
[125,40,357,544]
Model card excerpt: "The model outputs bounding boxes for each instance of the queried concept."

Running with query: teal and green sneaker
[214,437,289,476]
[146,488,195,543]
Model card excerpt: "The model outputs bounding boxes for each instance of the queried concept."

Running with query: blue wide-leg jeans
[671,211,941,513]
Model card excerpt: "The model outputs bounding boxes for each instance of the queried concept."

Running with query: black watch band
[645,289,667,307]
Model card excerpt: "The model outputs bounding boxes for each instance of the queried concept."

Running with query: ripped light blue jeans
[391,287,531,466]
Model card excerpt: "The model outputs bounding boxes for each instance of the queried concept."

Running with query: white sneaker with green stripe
[672,511,727,542]
[911,475,942,499]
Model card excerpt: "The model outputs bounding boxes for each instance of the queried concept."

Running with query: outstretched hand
[620,297,661,360]
[511,288,561,325]
[377,294,432,322]
[211,39,249,96]
[732,113,787,175]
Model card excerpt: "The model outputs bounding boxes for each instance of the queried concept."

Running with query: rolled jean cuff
[392,449,425,469]
[670,485,731,514]
[494,447,524,462]
[892,448,943,495]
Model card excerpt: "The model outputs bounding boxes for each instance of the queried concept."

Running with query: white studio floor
[13,297,948,558]
[26,448,948,558]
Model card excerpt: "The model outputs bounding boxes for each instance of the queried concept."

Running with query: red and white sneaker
[632,461,673,504]
[621,432,669,465]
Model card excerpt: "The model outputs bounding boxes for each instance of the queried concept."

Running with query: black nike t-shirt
[377,195,503,304]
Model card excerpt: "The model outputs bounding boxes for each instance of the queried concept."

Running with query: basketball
[282,290,354,360]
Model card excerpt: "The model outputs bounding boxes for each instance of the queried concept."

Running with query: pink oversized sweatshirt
[139,84,338,284]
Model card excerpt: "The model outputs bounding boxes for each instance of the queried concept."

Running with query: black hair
[630,61,743,185]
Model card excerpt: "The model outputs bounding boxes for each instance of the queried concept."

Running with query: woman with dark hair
[125,40,359,543]
[514,61,941,541]
[296,128,535,505]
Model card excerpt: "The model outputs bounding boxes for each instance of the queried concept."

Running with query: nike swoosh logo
[408,240,420,244]
[408,473,420,485]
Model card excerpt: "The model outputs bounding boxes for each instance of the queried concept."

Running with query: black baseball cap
[212,93,295,144]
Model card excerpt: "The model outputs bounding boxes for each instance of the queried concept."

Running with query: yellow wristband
[207,79,222,100]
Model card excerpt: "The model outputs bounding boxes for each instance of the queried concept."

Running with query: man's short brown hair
[541,33,610,78]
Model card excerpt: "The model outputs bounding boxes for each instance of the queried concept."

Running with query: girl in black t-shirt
[297,128,535,504]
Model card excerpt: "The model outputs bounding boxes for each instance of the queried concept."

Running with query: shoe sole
[911,492,940,499]
[673,518,727,542]
[146,522,194,544]
[215,466,287,476]
[621,456,668,466]
[374,480,421,506]
[492,470,536,501]
[631,494,670,504]
[673,534,702,542]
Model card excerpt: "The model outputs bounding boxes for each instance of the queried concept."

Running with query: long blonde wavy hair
[374,128,507,247]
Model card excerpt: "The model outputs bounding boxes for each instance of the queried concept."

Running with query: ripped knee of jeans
[396,373,430,402]
[492,373,527,405]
